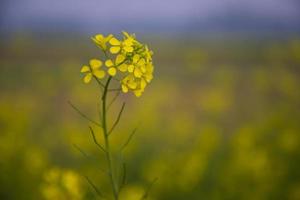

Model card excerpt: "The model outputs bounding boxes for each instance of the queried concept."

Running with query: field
[1,34,300,199]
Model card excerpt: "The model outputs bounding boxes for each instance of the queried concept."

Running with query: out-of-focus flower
[41,168,83,200]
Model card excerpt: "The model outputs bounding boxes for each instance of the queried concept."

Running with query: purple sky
[1,0,300,32]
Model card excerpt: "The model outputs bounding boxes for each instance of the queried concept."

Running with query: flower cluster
[81,31,154,97]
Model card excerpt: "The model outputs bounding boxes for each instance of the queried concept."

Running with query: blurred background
[1,0,300,199]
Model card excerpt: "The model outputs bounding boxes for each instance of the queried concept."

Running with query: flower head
[82,31,154,97]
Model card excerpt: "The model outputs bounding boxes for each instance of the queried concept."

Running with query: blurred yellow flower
[81,59,106,83]
[41,168,83,200]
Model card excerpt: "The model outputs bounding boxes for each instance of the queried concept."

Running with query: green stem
[102,76,119,200]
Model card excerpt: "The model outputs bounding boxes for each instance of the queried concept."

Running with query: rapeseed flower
[81,59,105,83]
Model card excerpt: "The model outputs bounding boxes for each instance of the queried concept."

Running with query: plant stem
[101,76,119,200]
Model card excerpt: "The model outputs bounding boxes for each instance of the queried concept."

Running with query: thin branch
[73,144,90,159]
[140,178,158,200]
[68,101,102,127]
[73,144,107,174]
[89,126,106,153]
[97,102,102,122]
[121,127,138,151]
[119,162,127,191]
[84,175,103,197]
[108,102,126,135]
[107,90,121,111]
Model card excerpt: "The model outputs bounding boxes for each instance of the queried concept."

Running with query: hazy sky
[1,0,300,32]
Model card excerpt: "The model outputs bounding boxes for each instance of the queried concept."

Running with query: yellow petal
[133,54,140,63]
[109,37,121,45]
[105,34,114,42]
[137,58,145,66]
[108,67,117,76]
[105,59,114,67]
[145,74,153,82]
[123,38,134,46]
[141,79,147,89]
[90,59,102,69]
[140,65,146,73]
[116,54,125,65]
[95,34,104,41]
[81,65,90,73]
[83,73,92,83]
[134,68,142,78]
[128,65,134,73]
[123,46,133,53]
[128,81,137,89]
[134,90,143,97]
[121,84,128,93]
[110,46,121,54]
[118,64,128,72]
[122,31,130,38]
[93,70,106,79]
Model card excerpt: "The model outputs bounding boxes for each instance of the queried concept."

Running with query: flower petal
[83,73,92,83]
[90,59,102,69]
[128,81,137,89]
[110,46,121,54]
[93,70,106,79]
[134,90,142,97]
[108,67,117,76]
[137,58,145,66]
[105,59,114,67]
[81,65,90,73]
[109,37,121,45]
[105,34,114,42]
[123,46,134,53]
[128,65,134,73]
[133,54,140,63]
[116,54,125,65]
[95,34,104,41]
[140,65,146,73]
[140,79,147,89]
[134,68,142,78]
[121,84,128,93]
[118,64,128,72]
[122,31,131,38]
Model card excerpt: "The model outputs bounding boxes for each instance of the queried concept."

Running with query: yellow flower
[109,34,135,54]
[83,31,154,97]
[81,59,106,83]
[91,34,113,50]
[127,54,146,78]
[143,62,154,83]
[121,75,148,97]
[105,54,127,76]
[121,75,138,93]
[143,45,153,62]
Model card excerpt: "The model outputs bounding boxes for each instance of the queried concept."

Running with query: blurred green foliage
[0,34,300,200]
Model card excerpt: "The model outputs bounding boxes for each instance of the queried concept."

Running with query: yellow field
[0,34,300,199]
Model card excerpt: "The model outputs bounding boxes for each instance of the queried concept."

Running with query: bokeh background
[1,0,300,199]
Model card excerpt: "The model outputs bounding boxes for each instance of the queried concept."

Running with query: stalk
[101,76,119,200]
